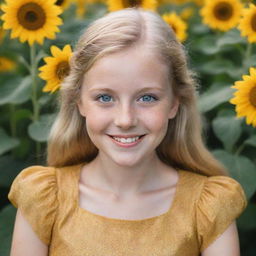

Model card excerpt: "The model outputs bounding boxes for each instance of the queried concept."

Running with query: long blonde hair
[47,8,228,177]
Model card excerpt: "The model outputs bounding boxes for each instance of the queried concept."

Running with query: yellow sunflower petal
[238,3,256,43]
[230,68,256,127]
[39,44,72,93]
[107,0,157,12]
[0,56,16,72]
[200,0,243,31]
[51,45,63,57]
[162,12,187,42]
[1,0,63,45]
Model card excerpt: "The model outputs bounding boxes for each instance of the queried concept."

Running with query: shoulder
[184,171,248,252]
[8,165,57,207]
[196,174,247,212]
[8,165,58,245]
[180,170,247,206]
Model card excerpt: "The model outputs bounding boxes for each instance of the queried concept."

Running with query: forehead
[82,46,171,92]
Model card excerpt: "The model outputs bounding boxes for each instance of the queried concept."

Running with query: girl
[8,8,247,256]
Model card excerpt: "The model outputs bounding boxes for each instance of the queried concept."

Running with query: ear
[77,99,86,117]
[168,97,179,119]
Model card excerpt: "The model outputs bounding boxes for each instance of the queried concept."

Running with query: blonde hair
[47,8,228,177]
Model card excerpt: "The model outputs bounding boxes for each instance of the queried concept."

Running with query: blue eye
[97,94,113,102]
[139,95,158,102]
[96,94,158,103]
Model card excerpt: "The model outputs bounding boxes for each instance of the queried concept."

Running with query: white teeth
[113,136,140,143]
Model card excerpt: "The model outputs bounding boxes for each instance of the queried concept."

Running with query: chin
[110,156,143,167]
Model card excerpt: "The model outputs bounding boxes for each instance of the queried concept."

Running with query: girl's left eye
[139,95,158,102]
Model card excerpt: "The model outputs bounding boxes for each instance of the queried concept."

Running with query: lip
[108,134,145,138]
[108,134,146,148]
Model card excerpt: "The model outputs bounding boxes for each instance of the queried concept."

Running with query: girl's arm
[10,208,48,256]
[201,221,240,256]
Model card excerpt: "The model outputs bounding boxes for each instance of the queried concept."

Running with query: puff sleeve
[8,166,58,245]
[196,175,247,252]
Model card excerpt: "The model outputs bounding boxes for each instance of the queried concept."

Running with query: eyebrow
[88,86,165,93]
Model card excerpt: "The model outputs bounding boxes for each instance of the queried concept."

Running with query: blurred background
[0,0,256,255]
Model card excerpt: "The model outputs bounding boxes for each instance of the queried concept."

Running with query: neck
[81,152,169,200]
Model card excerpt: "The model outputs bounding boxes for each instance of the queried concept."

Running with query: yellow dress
[8,163,247,256]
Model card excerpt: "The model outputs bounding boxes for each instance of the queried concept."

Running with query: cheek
[139,107,170,131]
[85,108,110,133]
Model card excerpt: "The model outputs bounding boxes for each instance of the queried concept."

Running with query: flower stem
[243,43,252,70]
[235,143,245,156]
[9,104,17,156]
[9,104,16,138]
[30,44,41,162]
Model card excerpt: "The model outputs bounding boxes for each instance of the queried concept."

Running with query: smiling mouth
[108,134,146,146]
[108,135,146,139]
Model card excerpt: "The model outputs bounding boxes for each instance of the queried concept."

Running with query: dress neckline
[74,163,184,223]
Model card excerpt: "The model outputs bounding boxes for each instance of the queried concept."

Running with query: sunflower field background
[0,0,256,254]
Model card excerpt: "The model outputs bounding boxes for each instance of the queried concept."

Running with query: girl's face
[78,46,179,167]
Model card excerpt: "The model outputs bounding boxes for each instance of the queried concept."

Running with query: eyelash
[95,94,159,103]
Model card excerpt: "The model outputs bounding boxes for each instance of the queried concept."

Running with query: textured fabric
[8,163,247,255]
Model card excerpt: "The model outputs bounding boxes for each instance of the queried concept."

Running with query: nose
[114,103,138,129]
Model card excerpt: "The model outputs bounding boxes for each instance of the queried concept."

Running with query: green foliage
[28,113,56,142]
[0,1,256,255]
[0,205,16,256]
[0,75,32,105]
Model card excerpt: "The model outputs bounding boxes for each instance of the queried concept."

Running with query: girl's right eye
[96,94,113,103]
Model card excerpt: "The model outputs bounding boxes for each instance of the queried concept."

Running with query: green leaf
[0,155,30,187]
[0,76,31,105]
[213,150,256,199]
[0,128,19,155]
[244,135,256,147]
[28,113,56,142]
[212,109,242,152]
[217,29,246,48]
[242,54,256,72]
[0,205,16,256]
[199,59,234,75]
[12,109,32,123]
[198,83,234,113]
[195,36,220,55]
[38,94,55,108]
[190,23,210,35]
[237,203,256,230]
[12,137,33,159]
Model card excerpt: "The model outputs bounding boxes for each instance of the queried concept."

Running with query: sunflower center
[17,3,46,30]
[213,2,233,21]
[122,0,142,7]
[249,86,256,107]
[55,0,64,6]
[251,14,256,32]
[56,61,70,80]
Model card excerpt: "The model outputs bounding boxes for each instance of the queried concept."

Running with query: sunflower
[200,0,243,31]
[0,56,16,72]
[238,4,256,43]
[162,12,187,42]
[230,67,256,127]
[193,0,205,6]
[107,0,157,12]
[1,0,63,45]
[169,0,189,4]
[54,0,72,9]
[180,7,194,20]
[39,44,72,93]
[73,0,86,18]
